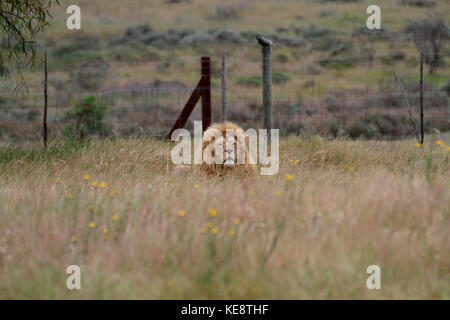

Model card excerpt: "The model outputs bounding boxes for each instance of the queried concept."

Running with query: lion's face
[201,122,254,176]
[207,130,247,166]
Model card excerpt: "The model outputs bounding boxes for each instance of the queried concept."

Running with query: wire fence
[0,54,449,142]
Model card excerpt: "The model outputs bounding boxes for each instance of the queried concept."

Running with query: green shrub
[346,115,413,138]
[236,75,261,87]
[64,96,109,140]
[319,57,355,70]
[272,72,291,84]
[398,0,435,8]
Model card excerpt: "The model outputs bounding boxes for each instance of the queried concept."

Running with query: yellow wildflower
[289,159,294,163]
[103,228,109,235]
[201,227,207,234]
[194,184,199,189]
[207,221,214,228]
[83,174,90,181]
[108,189,116,198]
[284,173,294,181]
[280,156,284,159]
[91,181,99,188]
[274,190,282,196]
[112,214,119,221]
[71,236,77,243]
[55,178,61,184]
[100,182,107,189]
[211,227,218,235]
[228,229,235,236]
[208,208,217,217]
[88,204,95,212]
[65,192,73,199]
[233,218,241,225]
[416,143,422,148]
[88,222,96,229]
[178,210,186,217]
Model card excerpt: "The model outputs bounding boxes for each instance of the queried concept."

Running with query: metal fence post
[257,35,273,139]
[420,52,424,144]
[43,50,48,149]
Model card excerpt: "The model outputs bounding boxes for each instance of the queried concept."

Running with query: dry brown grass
[0,135,448,299]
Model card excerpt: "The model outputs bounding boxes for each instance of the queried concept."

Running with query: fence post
[201,56,211,132]
[420,52,424,144]
[221,51,227,122]
[257,35,273,140]
[167,56,211,139]
[43,50,48,149]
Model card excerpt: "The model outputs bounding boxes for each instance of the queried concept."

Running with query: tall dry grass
[0,135,448,299]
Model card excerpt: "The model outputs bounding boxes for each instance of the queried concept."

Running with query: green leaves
[0,0,60,89]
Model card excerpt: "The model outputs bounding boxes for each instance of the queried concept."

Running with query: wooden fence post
[201,56,211,132]
[43,50,48,149]
[257,35,273,140]
[167,56,212,139]
[221,51,227,121]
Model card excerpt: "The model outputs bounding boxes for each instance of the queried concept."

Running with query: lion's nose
[224,149,235,166]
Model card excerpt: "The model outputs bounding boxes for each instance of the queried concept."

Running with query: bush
[324,93,344,113]
[398,0,435,7]
[64,96,109,140]
[346,115,413,138]
[272,72,291,85]
[352,27,392,40]
[319,57,355,70]
[236,75,261,87]
[71,60,110,91]
[440,81,450,97]
[52,33,100,58]
[404,18,450,74]
[315,0,361,3]
[210,6,240,20]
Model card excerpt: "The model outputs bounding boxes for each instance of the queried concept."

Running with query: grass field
[0,135,448,299]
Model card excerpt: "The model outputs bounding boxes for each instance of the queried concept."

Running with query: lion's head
[200,122,256,177]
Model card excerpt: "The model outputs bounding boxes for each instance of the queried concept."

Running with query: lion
[198,122,256,177]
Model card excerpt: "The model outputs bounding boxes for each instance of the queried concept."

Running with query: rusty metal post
[201,56,211,132]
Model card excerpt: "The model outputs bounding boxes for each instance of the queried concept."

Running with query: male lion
[199,122,256,177]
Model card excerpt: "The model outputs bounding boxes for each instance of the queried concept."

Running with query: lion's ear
[211,136,215,142]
